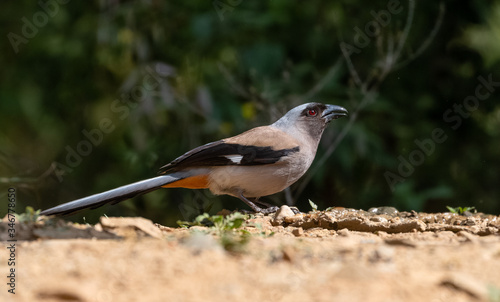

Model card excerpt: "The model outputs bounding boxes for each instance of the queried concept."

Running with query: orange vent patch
[162,174,209,189]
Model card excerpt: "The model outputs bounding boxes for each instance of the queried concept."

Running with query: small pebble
[272,205,296,225]
[368,206,399,215]
[337,228,350,237]
[292,227,304,237]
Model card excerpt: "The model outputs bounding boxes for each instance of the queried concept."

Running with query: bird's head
[272,102,348,140]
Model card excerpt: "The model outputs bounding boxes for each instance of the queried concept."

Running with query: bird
[40,102,348,216]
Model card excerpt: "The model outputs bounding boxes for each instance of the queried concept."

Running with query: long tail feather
[41,174,183,216]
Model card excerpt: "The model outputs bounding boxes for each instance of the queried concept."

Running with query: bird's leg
[238,192,279,214]
[248,197,301,215]
[251,198,276,209]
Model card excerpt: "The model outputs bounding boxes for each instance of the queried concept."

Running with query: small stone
[292,227,304,237]
[272,205,296,225]
[337,228,350,237]
[94,223,103,232]
[368,206,399,215]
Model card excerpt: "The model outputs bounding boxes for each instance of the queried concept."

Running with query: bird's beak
[322,105,348,123]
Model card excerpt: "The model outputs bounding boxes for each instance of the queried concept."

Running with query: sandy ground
[1,207,500,302]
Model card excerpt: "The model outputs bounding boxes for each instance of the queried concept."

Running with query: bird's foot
[257,206,280,215]
[238,192,280,215]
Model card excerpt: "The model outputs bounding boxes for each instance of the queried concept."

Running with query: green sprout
[177,212,252,253]
[15,206,41,223]
[308,199,318,212]
[177,212,249,230]
[446,206,476,215]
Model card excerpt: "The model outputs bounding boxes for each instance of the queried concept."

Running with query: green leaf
[446,206,476,215]
[16,206,41,223]
[446,206,457,213]
[309,199,318,211]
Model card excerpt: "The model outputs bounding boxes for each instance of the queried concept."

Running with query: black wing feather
[158,141,299,174]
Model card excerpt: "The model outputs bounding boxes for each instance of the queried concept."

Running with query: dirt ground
[1,207,500,302]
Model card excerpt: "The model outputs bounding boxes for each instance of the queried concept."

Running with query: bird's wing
[158,126,300,174]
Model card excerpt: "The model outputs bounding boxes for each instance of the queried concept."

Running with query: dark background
[1,0,499,225]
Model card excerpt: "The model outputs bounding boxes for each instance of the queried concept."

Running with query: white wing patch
[225,155,243,164]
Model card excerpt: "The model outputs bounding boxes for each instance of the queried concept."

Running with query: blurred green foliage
[0,0,499,225]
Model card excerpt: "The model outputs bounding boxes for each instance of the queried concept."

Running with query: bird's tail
[40,173,186,216]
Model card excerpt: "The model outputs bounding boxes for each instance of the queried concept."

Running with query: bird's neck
[271,122,323,155]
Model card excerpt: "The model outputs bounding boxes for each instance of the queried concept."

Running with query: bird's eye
[308,109,317,116]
